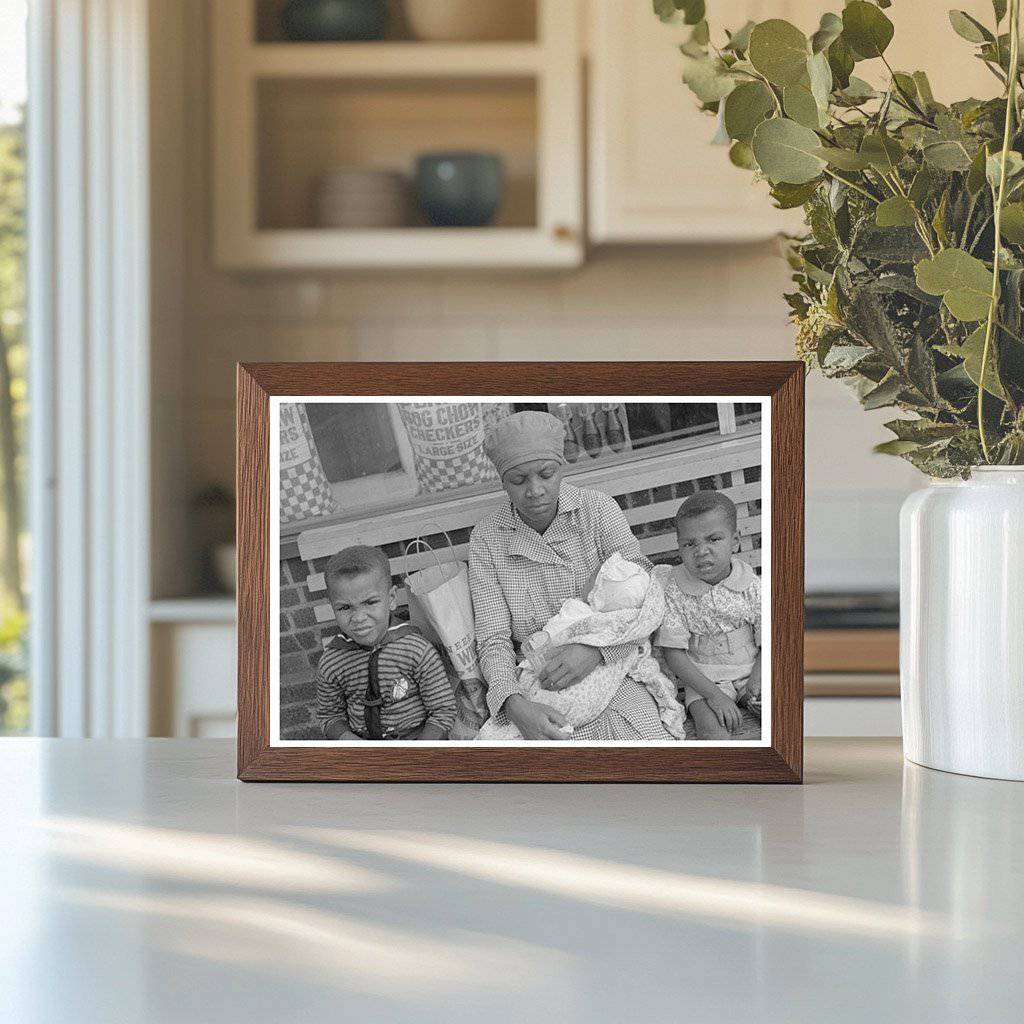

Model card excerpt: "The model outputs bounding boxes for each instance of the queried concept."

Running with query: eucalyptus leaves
[660,0,1024,475]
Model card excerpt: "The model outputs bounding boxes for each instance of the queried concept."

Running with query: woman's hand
[504,695,573,740]
[537,644,602,692]
[705,691,742,732]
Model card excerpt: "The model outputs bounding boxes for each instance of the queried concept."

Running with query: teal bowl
[415,152,505,228]
[281,0,388,42]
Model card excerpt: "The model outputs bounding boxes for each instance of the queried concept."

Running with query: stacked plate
[314,167,409,228]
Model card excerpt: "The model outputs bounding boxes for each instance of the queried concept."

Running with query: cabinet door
[588,1,1002,245]
[212,0,584,269]
[880,0,996,103]
[588,1,814,243]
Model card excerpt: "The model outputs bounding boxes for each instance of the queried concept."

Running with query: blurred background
[0,0,999,740]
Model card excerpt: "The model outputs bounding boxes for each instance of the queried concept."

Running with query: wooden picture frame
[237,362,804,782]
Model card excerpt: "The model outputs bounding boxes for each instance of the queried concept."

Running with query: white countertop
[2,738,1021,1023]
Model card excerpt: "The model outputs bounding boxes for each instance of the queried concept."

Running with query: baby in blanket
[476,553,686,741]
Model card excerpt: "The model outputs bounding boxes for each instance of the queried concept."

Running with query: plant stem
[871,167,937,254]
[979,0,1021,462]
[881,54,929,119]
[962,189,980,249]
[996,317,1024,344]
[821,167,879,203]
[968,212,994,253]
[751,69,783,116]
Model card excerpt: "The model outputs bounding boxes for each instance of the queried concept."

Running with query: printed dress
[653,559,761,708]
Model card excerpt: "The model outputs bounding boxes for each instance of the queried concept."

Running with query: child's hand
[737,690,761,716]
[746,665,761,700]
[706,692,742,732]
[323,718,360,741]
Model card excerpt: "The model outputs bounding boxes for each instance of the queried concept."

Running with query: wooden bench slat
[640,516,761,558]
[311,539,764,621]
[622,483,761,529]
[306,513,762,594]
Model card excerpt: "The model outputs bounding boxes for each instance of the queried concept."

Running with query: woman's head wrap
[483,410,566,477]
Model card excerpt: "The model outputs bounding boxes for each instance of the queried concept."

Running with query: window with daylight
[0,0,28,735]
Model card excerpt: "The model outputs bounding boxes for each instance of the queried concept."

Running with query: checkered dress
[469,482,671,739]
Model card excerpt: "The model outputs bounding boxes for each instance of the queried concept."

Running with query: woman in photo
[468,410,676,741]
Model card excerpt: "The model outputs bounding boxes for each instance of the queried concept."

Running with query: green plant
[0,602,26,733]
[660,0,1024,475]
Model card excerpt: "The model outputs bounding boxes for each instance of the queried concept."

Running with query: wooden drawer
[804,629,899,698]
[805,629,899,674]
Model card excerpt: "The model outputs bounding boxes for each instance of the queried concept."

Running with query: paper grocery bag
[405,535,479,679]
[404,532,489,734]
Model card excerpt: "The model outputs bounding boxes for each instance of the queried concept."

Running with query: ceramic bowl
[314,168,409,228]
[414,152,505,227]
[280,0,388,42]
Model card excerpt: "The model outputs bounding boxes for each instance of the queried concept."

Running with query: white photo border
[270,395,772,748]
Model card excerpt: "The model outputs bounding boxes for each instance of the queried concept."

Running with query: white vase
[900,467,1024,780]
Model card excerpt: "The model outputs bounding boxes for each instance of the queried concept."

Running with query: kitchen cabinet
[587,0,999,244]
[212,1,1004,263]
[211,0,584,269]
[587,1,811,243]
[150,601,237,738]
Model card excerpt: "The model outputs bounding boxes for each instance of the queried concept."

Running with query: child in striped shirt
[315,545,455,741]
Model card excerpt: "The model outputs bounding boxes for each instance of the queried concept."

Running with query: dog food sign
[398,403,509,494]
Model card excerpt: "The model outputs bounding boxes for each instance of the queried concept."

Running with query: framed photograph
[237,362,804,782]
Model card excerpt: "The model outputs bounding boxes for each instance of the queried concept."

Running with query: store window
[299,399,760,523]
[0,0,27,734]
[304,402,419,509]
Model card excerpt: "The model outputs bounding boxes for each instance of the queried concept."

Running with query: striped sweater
[315,623,456,739]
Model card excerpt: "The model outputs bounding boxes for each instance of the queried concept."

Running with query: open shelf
[254,0,538,45]
[257,76,537,232]
[221,227,578,269]
[249,42,544,78]
[213,0,581,268]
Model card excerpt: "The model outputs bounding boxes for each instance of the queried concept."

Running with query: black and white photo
[271,397,770,747]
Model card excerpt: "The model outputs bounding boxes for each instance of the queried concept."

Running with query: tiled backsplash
[173,248,917,593]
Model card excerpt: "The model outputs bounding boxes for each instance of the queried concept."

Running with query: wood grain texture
[236,361,805,783]
[237,366,270,778]
[769,364,804,783]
